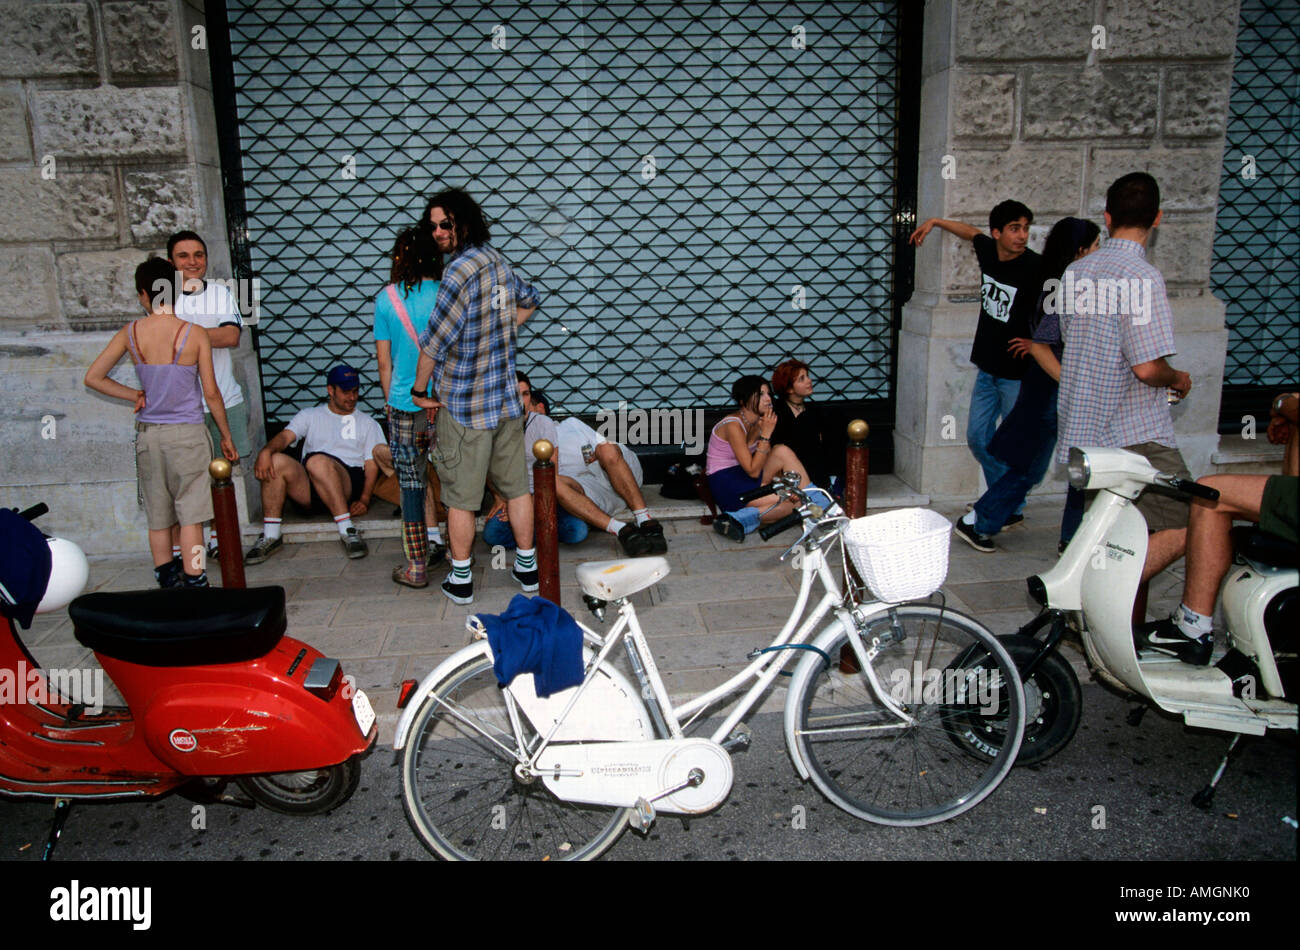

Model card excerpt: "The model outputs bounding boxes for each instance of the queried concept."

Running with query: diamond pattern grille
[1211,0,1299,387]
[223,1,903,423]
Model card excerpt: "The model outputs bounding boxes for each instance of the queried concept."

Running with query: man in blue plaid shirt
[411,189,541,605]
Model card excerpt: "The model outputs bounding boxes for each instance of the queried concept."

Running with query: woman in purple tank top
[84,259,238,588]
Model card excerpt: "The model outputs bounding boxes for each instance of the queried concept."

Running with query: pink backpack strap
[386,285,421,347]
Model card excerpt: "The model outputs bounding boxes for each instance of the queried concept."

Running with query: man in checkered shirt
[1056,172,1200,652]
[411,189,541,606]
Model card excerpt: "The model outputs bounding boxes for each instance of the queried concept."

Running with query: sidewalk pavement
[20,479,1184,745]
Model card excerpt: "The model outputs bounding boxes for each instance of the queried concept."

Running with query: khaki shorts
[573,443,643,516]
[204,402,252,458]
[431,410,529,512]
[1124,441,1191,533]
[136,422,214,530]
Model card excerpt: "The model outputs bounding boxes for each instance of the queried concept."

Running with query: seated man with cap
[244,364,390,562]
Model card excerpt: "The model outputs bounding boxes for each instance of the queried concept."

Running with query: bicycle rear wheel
[793,604,1024,825]
[401,655,631,861]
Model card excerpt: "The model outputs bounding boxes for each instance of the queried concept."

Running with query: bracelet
[410,386,428,400]
[756,436,770,443]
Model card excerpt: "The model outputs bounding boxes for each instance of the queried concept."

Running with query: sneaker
[441,575,474,605]
[953,519,995,553]
[1135,617,1213,666]
[637,519,668,555]
[341,527,368,559]
[392,565,428,589]
[712,513,745,544]
[207,541,220,562]
[182,571,210,589]
[244,535,284,565]
[1002,513,1025,529]
[618,523,655,557]
[426,542,448,570]
[511,567,539,592]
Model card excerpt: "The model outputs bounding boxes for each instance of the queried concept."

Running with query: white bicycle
[394,476,1026,860]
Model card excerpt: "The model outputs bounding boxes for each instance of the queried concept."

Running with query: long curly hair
[389,226,442,292]
[422,188,492,250]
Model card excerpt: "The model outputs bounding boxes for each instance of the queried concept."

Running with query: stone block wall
[898,0,1240,499]
[0,0,261,554]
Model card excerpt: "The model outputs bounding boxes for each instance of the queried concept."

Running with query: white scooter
[953,447,1297,807]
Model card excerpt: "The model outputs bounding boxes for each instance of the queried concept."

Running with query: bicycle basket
[843,508,951,602]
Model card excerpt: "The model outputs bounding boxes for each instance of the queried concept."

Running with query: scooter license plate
[352,688,375,737]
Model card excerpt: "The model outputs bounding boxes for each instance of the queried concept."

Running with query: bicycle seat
[70,586,287,666]
[575,557,669,600]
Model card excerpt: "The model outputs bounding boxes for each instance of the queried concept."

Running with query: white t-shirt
[556,417,608,477]
[523,411,559,493]
[284,405,385,469]
[175,281,244,409]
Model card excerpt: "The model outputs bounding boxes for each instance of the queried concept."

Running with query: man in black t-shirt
[909,200,1041,518]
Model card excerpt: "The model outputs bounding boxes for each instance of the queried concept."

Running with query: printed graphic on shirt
[980,273,1017,324]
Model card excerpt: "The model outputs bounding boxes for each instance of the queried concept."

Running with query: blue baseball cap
[327,364,360,390]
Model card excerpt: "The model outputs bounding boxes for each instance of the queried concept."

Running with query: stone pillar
[0,1,261,554]
[895,0,1240,499]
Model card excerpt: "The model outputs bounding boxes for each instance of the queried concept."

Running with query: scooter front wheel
[236,757,361,815]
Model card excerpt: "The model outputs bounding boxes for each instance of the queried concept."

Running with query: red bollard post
[531,439,561,606]
[841,420,869,672]
[209,459,246,589]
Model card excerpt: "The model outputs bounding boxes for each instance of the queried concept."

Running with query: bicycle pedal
[629,797,656,833]
[721,725,751,752]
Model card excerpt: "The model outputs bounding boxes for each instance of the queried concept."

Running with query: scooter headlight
[1067,447,1091,490]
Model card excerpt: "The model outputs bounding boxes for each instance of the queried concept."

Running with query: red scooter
[0,504,376,858]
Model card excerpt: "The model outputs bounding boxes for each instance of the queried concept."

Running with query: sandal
[392,565,428,588]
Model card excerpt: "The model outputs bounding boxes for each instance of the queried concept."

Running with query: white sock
[171,544,182,560]
[606,518,627,535]
[1174,603,1213,639]
[427,524,443,544]
[334,513,354,536]
[961,511,977,526]
[632,508,650,526]
[263,518,282,542]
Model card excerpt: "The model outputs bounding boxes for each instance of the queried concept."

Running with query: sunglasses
[431,219,455,233]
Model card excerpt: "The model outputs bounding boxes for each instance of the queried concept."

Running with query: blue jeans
[967,370,1021,505]
[482,508,589,549]
[973,433,1056,536]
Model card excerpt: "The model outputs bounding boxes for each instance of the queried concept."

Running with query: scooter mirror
[37,538,89,614]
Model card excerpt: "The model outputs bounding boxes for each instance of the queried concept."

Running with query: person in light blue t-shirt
[374,227,447,588]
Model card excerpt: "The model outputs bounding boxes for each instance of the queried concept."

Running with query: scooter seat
[70,586,287,667]
[1232,526,1299,570]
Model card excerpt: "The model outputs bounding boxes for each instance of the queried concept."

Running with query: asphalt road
[1,683,1294,864]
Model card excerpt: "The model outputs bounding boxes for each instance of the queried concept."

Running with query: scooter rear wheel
[236,757,361,815]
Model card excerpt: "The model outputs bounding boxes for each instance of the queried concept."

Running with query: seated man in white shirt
[244,364,389,562]
[524,381,667,558]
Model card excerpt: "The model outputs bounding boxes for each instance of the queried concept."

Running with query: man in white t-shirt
[523,379,667,558]
[244,365,390,563]
[167,230,250,459]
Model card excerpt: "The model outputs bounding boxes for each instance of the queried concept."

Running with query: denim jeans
[973,432,1056,536]
[482,508,589,548]
[967,370,1021,503]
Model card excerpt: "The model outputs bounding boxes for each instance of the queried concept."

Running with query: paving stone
[700,597,800,633]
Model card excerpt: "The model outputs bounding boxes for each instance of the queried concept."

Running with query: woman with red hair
[770,359,838,494]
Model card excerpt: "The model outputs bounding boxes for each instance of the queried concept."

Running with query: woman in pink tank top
[84,258,237,588]
[707,374,813,542]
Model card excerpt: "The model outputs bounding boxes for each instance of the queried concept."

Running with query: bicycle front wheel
[401,656,631,861]
[793,605,1024,826]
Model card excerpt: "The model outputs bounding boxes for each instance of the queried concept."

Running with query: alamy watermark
[594,401,704,455]
[0,661,104,715]
[888,661,1001,714]
[1041,273,1155,324]
[150,274,264,324]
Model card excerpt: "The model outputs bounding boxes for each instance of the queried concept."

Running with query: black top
[770,399,837,491]
[969,234,1041,380]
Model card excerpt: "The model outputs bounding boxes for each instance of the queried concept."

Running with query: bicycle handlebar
[1165,477,1220,502]
[759,510,802,541]
[736,484,777,505]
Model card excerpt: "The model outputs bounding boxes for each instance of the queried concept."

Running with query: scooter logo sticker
[169,729,197,752]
